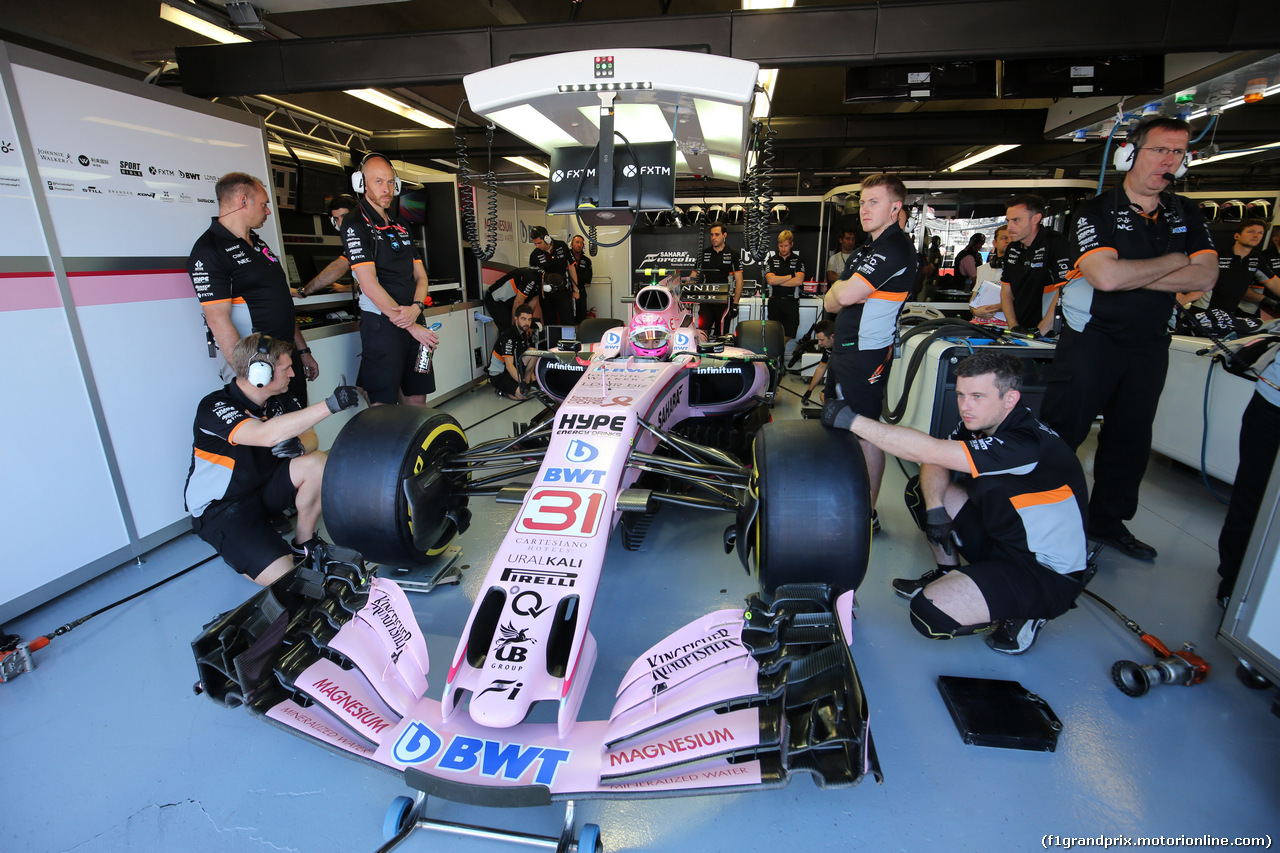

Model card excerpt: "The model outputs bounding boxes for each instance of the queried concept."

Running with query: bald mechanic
[823,172,919,530]
[185,334,360,586]
[189,172,319,403]
[344,154,439,405]
[823,351,1089,655]
[1040,116,1217,561]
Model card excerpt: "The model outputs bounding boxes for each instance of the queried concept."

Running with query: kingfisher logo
[391,721,571,785]
[565,439,598,463]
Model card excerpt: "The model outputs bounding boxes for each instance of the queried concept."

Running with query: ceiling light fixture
[742,0,795,9]
[159,2,249,43]
[504,156,549,178]
[947,144,1020,171]
[753,69,778,121]
[266,142,341,166]
[345,89,452,129]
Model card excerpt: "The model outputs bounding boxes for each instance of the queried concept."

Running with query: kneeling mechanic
[822,351,1089,654]
[185,334,361,586]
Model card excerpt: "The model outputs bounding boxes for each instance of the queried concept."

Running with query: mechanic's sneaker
[985,618,1046,655]
[870,510,881,533]
[891,567,947,599]
[1088,522,1157,561]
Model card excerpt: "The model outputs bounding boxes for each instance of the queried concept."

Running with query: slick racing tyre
[323,406,468,567]
[751,419,870,595]
[576,317,623,344]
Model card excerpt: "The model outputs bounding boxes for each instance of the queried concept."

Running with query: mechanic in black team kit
[185,334,360,587]
[570,234,593,323]
[824,351,1090,654]
[344,153,439,406]
[189,172,318,403]
[487,303,537,400]
[999,194,1074,337]
[692,221,745,337]
[822,173,919,531]
[1040,116,1217,561]
[764,229,806,352]
[527,226,579,328]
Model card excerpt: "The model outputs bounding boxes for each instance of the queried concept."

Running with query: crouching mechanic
[488,303,537,400]
[185,334,361,586]
[821,351,1089,654]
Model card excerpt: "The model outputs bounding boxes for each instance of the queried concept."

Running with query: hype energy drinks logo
[392,721,570,785]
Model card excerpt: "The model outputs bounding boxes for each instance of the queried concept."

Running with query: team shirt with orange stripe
[953,406,1088,575]
[833,222,918,351]
[1063,186,1216,341]
[1001,226,1073,329]
[184,381,302,518]
[344,196,423,316]
[187,217,295,342]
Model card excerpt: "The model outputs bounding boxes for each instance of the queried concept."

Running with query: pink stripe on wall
[68,269,194,307]
[0,272,61,312]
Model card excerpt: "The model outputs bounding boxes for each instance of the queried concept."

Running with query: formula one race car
[192,276,880,848]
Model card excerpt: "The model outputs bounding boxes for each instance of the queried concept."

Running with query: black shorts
[358,312,437,405]
[950,500,1083,621]
[491,369,520,396]
[696,301,735,337]
[768,297,799,337]
[191,461,297,580]
[825,346,892,419]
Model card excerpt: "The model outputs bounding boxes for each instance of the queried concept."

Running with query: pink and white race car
[193,278,879,849]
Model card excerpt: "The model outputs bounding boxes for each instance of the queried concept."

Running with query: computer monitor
[546,141,676,225]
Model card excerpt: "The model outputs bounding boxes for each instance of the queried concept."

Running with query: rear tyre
[323,406,468,567]
[752,420,870,595]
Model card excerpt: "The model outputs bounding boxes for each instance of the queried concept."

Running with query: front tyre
[323,406,469,567]
[751,419,870,595]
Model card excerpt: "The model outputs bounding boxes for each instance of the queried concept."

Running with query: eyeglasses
[1140,147,1187,159]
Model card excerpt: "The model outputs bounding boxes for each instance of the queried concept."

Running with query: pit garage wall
[0,43,300,621]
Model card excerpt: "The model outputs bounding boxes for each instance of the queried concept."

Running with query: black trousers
[1039,326,1169,531]
[1218,392,1280,589]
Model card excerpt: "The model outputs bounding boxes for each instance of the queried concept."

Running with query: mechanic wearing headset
[1040,116,1217,561]
[823,351,1090,655]
[344,154,439,406]
[526,225,579,328]
[823,172,919,532]
[185,334,360,587]
[189,172,319,403]
[298,193,359,298]
[999,194,1074,337]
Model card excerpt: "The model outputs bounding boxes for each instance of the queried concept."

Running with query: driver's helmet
[628,312,670,358]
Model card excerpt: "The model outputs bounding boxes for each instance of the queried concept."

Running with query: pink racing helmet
[628,312,670,358]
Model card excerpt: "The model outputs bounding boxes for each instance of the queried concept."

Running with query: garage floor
[4,373,1278,853]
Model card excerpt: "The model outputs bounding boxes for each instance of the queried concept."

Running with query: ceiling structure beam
[174,0,1280,98]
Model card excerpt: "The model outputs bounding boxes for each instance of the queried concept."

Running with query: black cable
[454,99,498,261]
[882,319,1004,424]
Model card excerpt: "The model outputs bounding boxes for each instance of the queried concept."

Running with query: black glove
[271,437,304,459]
[800,390,812,406]
[820,399,856,431]
[326,374,360,413]
[924,507,956,557]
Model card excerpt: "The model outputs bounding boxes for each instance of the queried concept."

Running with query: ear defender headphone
[1112,141,1190,179]
[247,335,276,388]
[351,152,402,195]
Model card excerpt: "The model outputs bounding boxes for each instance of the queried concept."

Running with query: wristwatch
[297,347,312,355]
[415,300,428,311]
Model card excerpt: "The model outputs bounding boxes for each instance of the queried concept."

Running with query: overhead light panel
[504,156,549,178]
[345,89,452,129]
[742,0,795,9]
[488,104,579,150]
[947,144,1019,171]
[267,142,342,166]
[576,103,674,144]
[159,2,249,43]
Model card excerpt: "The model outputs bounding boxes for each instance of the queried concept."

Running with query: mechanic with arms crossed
[345,154,439,406]
[823,351,1090,654]
[189,172,319,403]
[823,172,919,530]
[1040,116,1217,561]
[185,334,360,587]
